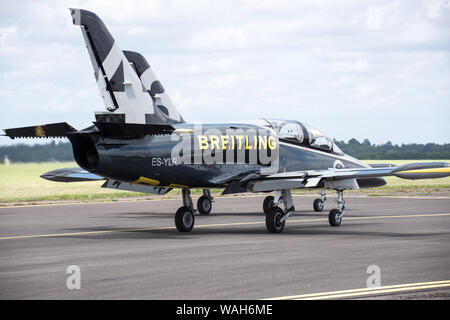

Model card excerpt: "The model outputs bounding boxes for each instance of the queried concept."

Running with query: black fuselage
[69,121,385,189]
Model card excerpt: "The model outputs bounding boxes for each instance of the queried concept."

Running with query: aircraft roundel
[333,160,344,169]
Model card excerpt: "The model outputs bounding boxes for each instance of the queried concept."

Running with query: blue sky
[1,0,449,145]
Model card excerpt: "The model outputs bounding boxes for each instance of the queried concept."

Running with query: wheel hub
[183,212,193,228]
[202,200,211,211]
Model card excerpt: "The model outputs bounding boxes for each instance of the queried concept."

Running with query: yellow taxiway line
[0,194,448,209]
[265,280,450,300]
[0,212,448,241]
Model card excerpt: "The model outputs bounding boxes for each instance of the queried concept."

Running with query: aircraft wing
[40,167,105,182]
[243,162,450,192]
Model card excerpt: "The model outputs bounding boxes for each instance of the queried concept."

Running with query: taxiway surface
[1,195,449,299]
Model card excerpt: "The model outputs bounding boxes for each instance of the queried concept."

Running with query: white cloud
[189,26,248,49]
[366,5,383,30]
[426,0,449,18]
[330,59,369,73]
[0,26,17,45]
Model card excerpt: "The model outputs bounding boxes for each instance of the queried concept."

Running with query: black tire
[313,199,324,212]
[328,209,342,227]
[263,196,274,215]
[266,206,286,233]
[175,206,195,232]
[197,195,212,215]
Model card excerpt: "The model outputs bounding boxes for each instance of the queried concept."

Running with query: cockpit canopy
[264,119,342,154]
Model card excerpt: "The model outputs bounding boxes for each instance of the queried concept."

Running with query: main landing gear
[313,189,327,212]
[175,189,214,232]
[262,188,347,232]
[265,190,294,233]
[175,187,346,233]
[328,189,345,227]
[312,188,346,227]
[263,195,274,215]
[197,189,213,215]
[263,192,285,215]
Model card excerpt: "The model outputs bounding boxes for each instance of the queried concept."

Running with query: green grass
[0,162,139,203]
[0,160,449,204]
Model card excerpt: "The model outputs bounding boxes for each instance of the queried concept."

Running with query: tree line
[0,139,449,163]
[334,139,450,160]
[1,141,74,163]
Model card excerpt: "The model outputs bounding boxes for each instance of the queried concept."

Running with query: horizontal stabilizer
[41,167,105,182]
[3,122,76,139]
[93,122,174,138]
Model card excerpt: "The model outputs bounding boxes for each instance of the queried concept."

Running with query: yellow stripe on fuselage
[133,177,160,186]
[133,177,188,189]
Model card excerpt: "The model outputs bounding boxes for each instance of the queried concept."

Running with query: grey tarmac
[0,195,449,299]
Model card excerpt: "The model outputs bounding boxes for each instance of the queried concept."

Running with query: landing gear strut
[328,189,345,227]
[313,189,327,212]
[266,190,294,233]
[175,189,195,232]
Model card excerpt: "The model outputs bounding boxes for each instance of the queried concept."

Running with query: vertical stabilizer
[124,51,184,124]
[70,8,181,124]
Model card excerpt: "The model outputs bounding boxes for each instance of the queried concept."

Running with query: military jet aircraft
[3,9,450,233]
